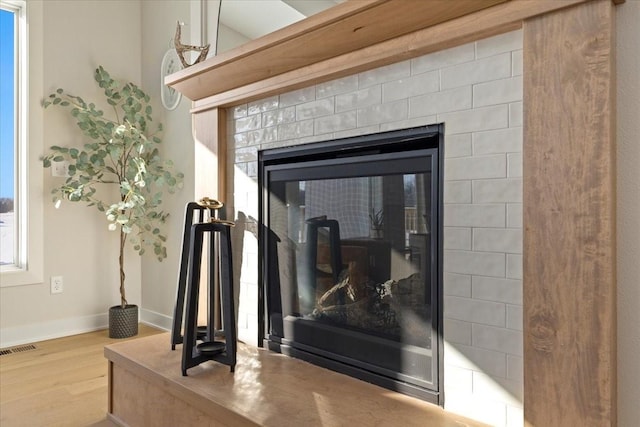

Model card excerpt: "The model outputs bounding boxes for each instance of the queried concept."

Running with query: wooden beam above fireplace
[166,0,509,102]
[166,0,611,112]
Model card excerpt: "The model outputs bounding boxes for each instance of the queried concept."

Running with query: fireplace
[258,125,444,403]
[161,1,621,424]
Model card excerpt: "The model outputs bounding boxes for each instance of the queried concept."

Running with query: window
[0,5,17,268]
[0,0,42,286]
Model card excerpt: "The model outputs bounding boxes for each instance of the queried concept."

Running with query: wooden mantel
[164,0,621,425]
[165,0,618,111]
[166,0,508,104]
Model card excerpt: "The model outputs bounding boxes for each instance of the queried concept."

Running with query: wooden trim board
[188,0,592,112]
[523,1,617,425]
[166,0,508,102]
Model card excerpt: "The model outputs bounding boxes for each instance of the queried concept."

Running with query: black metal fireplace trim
[267,338,440,405]
[257,124,445,406]
[259,124,442,166]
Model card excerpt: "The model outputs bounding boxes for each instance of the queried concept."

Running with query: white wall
[0,0,202,347]
[0,0,143,347]
[616,1,640,426]
[217,23,250,54]
[139,1,195,330]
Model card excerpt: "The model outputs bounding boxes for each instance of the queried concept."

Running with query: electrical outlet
[50,276,63,294]
[51,161,70,177]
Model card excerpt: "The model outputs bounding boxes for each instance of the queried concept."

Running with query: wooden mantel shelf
[166,0,508,103]
[164,0,609,110]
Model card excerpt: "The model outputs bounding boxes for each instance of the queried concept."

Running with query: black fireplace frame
[257,124,445,405]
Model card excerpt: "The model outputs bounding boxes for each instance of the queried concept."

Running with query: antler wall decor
[174,21,210,68]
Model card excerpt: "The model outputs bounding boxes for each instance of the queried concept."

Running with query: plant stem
[119,225,127,308]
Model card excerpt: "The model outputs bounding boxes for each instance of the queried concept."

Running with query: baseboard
[0,308,173,349]
[139,308,172,331]
[0,313,108,348]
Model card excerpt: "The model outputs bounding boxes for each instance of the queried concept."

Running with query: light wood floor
[0,325,163,427]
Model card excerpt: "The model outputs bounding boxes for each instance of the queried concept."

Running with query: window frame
[0,0,43,287]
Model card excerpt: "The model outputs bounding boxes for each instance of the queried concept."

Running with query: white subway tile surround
[228,30,523,427]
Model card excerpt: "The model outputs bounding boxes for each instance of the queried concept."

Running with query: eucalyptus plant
[42,66,183,308]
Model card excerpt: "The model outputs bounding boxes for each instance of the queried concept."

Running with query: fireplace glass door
[260,126,442,402]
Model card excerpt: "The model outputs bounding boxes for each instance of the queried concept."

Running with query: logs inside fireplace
[259,125,443,404]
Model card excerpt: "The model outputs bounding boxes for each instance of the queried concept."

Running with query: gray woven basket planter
[109,304,138,339]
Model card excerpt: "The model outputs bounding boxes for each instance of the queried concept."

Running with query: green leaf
[42,66,183,265]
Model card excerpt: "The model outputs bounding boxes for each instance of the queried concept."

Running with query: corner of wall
[616,1,640,425]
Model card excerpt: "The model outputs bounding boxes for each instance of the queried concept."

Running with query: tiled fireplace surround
[228,30,524,426]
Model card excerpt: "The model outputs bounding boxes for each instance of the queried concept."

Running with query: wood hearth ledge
[140,0,620,425]
[105,333,485,427]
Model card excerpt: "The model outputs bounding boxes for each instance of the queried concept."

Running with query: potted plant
[42,66,183,338]
[369,208,384,239]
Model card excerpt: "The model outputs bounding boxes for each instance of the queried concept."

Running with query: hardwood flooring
[0,325,163,427]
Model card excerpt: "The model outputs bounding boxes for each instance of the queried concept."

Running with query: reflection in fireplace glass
[276,173,432,349]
